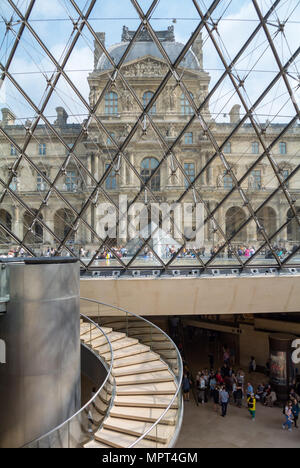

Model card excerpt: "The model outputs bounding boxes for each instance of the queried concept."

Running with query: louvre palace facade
[0,25,299,264]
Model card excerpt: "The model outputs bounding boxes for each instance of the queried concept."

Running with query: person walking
[292,398,299,428]
[213,385,220,412]
[219,386,230,417]
[246,382,254,399]
[247,393,256,421]
[182,373,192,402]
[282,401,293,432]
[236,385,243,408]
[198,374,206,404]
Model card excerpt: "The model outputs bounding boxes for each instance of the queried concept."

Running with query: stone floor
[175,394,299,448]
[174,330,299,448]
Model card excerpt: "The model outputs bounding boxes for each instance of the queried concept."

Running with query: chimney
[94,32,105,70]
[229,105,241,124]
[55,107,68,126]
[192,32,203,69]
[1,108,16,126]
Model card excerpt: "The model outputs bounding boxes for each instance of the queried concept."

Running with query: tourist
[236,385,243,408]
[246,382,254,399]
[237,369,245,389]
[247,393,256,421]
[249,356,256,373]
[292,398,299,428]
[209,374,217,400]
[219,386,230,417]
[198,374,206,404]
[282,401,293,432]
[182,373,192,402]
[213,385,220,412]
[256,383,264,402]
[216,369,224,385]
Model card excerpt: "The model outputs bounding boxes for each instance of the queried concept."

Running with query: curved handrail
[23,313,115,448]
[80,297,183,448]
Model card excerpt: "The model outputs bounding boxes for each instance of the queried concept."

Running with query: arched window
[226,207,247,242]
[54,209,76,243]
[257,206,277,240]
[287,208,300,243]
[105,91,118,115]
[23,210,43,244]
[181,92,194,115]
[141,158,160,191]
[143,91,156,115]
[0,209,12,244]
[252,142,259,154]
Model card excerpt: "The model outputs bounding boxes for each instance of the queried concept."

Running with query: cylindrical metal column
[0,258,81,448]
[269,333,296,402]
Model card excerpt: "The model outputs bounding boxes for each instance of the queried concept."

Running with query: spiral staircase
[25,299,183,449]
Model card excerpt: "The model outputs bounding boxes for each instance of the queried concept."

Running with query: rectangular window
[105,163,117,190]
[252,142,259,154]
[105,92,118,115]
[283,169,289,188]
[224,171,233,189]
[37,171,47,191]
[184,162,195,188]
[9,177,18,191]
[223,142,231,154]
[38,143,46,156]
[107,132,115,145]
[279,142,287,155]
[252,170,261,190]
[184,133,193,145]
[65,171,77,192]
[10,144,17,156]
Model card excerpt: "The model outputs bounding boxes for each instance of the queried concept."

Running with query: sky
[0,0,299,125]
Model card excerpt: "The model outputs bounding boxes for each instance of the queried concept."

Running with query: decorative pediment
[116,56,202,79]
[121,57,169,78]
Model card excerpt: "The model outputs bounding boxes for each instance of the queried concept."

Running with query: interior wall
[80,275,300,317]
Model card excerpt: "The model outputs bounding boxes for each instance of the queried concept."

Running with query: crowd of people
[182,357,300,431]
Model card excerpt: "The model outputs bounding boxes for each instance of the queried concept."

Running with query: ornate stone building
[0,25,299,261]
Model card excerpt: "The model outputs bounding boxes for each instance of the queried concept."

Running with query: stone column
[12,206,22,240]
[248,220,257,245]
[44,213,54,244]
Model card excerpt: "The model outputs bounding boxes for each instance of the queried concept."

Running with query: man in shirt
[219,386,230,417]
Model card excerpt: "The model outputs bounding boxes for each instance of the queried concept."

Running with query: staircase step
[109,406,177,425]
[94,428,159,448]
[84,440,111,449]
[134,334,169,343]
[115,381,177,396]
[102,343,150,361]
[80,324,97,335]
[144,341,175,350]
[158,350,178,359]
[92,332,126,348]
[128,328,165,337]
[103,417,173,444]
[80,327,112,340]
[80,329,113,344]
[113,360,168,377]
[115,370,174,386]
[97,337,139,354]
[114,395,178,409]
[113,351,160,369]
